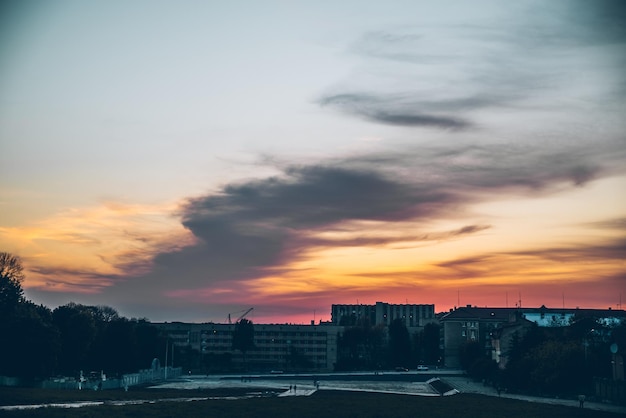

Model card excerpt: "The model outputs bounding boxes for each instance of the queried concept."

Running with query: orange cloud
[0,200,194,293]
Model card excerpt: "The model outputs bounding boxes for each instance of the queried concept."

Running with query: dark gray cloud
[168,165,458,280]
[102,137,625,296]
[344,141,621,193]
[183,166,438,229]
[318,93,472,130]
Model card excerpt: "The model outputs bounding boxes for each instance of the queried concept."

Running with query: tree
[459,340,484,371]
[335,321,385,371]
[135,320,164,369]
[0,254,61,379]
[94,318,139,374]
[0,252,25,316]
[53,303,98,374]
[414,323,441,365]
[0,301,60,379]
[523,339,584,395]
[336,326,367,370]
[388,318,411,368]
[232,318,255,370]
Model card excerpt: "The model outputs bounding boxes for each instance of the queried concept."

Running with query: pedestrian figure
[578,395,585,408]
[294,384,297,393]
[497,387,501,397]
[289,385,292,392]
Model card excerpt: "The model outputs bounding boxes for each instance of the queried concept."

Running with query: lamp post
[165,339,168,380]
[584,329,595,363]
[165,338,176,380]
[610,343,620,381]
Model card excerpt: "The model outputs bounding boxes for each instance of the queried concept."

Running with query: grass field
[0,387,621,418]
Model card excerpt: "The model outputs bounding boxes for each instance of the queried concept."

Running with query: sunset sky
[1,0,625,324]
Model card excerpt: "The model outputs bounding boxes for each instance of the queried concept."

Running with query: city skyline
[1,1,625,324]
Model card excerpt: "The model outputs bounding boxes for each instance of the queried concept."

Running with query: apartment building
[154,322,343,372]
[440,305,626,368]
[331,302,436,328]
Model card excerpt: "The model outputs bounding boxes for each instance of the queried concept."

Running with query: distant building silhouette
[331,302,436,327]
[154,321,343,372]
[154,303,625,375]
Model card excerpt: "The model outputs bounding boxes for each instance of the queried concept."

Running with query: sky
[1,0,625,324]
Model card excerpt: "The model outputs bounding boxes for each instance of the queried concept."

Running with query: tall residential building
[331,302,436,328]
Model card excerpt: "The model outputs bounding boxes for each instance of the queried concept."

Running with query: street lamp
[164,338,174,380]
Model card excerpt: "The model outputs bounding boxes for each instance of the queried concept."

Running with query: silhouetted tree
[0,257,168,379]
[527,339,584,395]
[88,305,120,323]
[135,319,164,369]
[0,252,25,316]
[459,340,484,371]
[388,319,411,368]
[502,317,619,396]
[287,345,313,370]
[336,326,365,370]
[335,321,385,371]
[95,318,139,374]
[53,303,98,374]
[1,301,60,379]
[232,318,255,370]
[0,254,61,379]
[413,323,441,365]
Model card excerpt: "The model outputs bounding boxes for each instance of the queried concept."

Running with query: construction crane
[227,307,253,324]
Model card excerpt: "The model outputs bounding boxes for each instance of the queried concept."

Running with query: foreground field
[0,388,621,418]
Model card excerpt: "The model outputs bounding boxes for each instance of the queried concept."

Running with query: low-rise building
[154,322,343,372]
[439,306,514,368]
[440,305,626,368]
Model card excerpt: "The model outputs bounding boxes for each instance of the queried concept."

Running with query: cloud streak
[318,93,472,130]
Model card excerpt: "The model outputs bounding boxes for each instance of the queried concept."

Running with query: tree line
[334,317,440,371]
[0,252,165,380]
